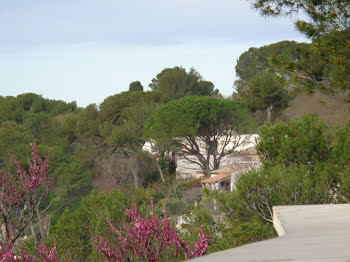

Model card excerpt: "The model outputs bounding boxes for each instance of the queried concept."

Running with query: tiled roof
[210,163,252,175]
[201,173,231,184]
[231,148,258,158]
[210,166,233,174]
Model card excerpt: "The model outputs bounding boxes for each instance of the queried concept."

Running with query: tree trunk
[267,104,274,122]
[47,215,53,237]
[155,160,165,182]
[130,159,140,188]
[213,154,221,170]
[204,163,211,177]
[30,221,37,245]
[1,221,7,241]
[3,215,11,241]
[36,206,45,240]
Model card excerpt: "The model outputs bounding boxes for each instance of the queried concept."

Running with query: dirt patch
[92,176,120,192]
[282,90,350,127]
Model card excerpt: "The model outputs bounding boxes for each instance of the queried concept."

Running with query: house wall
[143,135,260,177]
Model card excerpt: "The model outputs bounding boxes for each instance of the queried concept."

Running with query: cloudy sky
[0,0,308,107]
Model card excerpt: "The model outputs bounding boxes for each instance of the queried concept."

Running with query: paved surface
[192,204,350,262]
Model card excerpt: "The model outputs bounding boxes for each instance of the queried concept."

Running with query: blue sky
[0,0,307,107]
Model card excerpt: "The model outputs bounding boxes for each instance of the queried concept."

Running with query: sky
[0,0,308,107]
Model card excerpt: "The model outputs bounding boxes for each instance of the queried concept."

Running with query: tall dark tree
[149,67,219,99]
[235,41,307,89]
[241,70,288,121]
[234,41,300,120]
[99,91,167,124]
[251,0,350,91]
[129,81,144,92]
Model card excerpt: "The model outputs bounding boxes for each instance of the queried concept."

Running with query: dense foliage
[128,81,144,92]
[234,40,322,121]
[251,0,350,92]
[149,67,220,100]
[209,115,349,225]
[47,190,144,260]
[235,41,305,90]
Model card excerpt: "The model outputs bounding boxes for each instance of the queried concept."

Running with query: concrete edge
[272,206,286,237]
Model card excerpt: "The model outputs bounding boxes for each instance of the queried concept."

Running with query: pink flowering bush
[36,242,57,262]
[95,202,209,261]
[0,238,57,262]
[0,142,52,243]
[0,143,57,261]
[0,239,15,261]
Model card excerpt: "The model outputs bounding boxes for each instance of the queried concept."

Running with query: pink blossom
[0,239,56,262]
[95,202,209,261]
[0,143,57,261]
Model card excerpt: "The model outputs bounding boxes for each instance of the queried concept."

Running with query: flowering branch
[0,143,52,245]
[0,239,56,262]
[95,202,208,261]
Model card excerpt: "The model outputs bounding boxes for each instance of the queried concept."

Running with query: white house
[142,134,260,182]
[176,134,259,180]
[200,157,261,192]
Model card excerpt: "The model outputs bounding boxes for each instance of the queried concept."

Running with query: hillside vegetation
[1,0,350,260]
